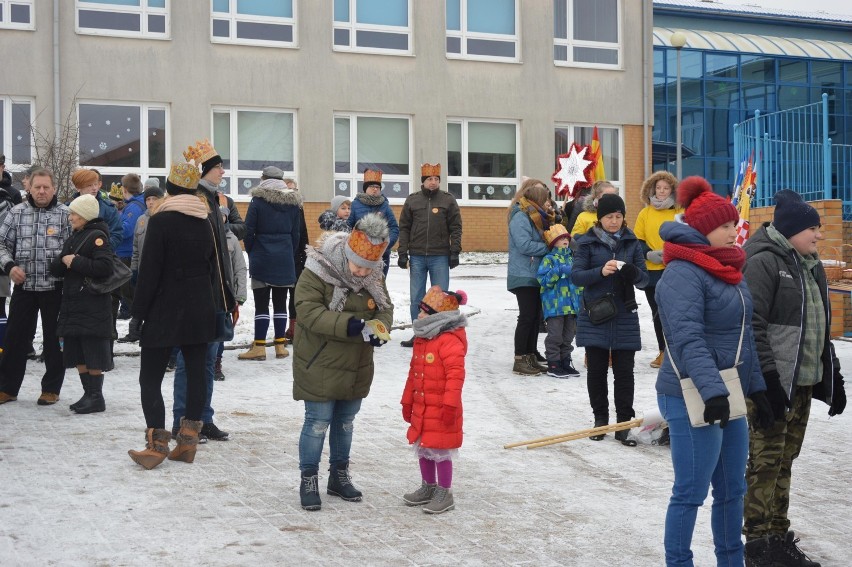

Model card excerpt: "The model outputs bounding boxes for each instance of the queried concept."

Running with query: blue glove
[559,264,572,276]
[368,335,386,347]
[346,318,365,337]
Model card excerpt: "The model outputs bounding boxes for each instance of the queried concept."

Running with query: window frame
[446,117,520,206]
[210,0,297,48]
[75,0,170,40]
[211,105,299,201]
[0,95,35,169]
[76,99,170,183]
[553,122,624,196]
[0,0,35,30]
[553,0,622,70]
[333,0,413,57]
[332,111,413,203]
[446,0,520,63]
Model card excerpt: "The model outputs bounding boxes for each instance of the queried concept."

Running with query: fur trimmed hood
[250,186,303,207]
[640,171,678,205]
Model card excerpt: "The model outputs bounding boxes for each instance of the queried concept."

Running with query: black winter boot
[744,537,774,567]
[213,357,225,381]
[69,373,90,411]
[327,461,363,502]
[615,414,637,446]
[300,469,321,511]
[589,418,608,441]
[74,374,105,414]
[767,532,821,567]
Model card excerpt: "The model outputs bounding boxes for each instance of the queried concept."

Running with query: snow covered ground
[1,255,850,566]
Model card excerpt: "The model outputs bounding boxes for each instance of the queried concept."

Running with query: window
[447,119,518,203]
[446,0,518,62]
[76,0,169,39]
[0,96,34,167]
[333,0,412,55]
[211,0,296,47]
[78,102,168,188]
[553,0,621,68]
[0,0,34,30]
[212,107,296,198]
[554,124,622,192]
[334,113,411,200]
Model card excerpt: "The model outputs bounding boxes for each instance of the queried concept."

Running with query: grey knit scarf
[356,193,386,207]
[412,310,467,339]
[650,195,675,210]
[304,232,390,312]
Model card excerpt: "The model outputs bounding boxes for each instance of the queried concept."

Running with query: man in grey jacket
[742,190,845,567]
[0,168,72,405]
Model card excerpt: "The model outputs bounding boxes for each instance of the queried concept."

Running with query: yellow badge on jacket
[47,227,56,236]
[94,238,104,247]
[425,353,435,363]
[432,208,439,214]
[367,298,376,310]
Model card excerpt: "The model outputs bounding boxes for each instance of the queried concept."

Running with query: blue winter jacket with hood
[507,204,549,290]
[654,221,767,400]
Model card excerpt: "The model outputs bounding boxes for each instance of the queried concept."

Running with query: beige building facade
[1,0,653,251]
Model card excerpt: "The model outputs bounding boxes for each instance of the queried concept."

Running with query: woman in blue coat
[655,177,774,567]
[347,169,399,277]
[239,177,302,361]
[571,194,648,445]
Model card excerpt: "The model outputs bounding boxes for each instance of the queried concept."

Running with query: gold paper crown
[347,229,388,263]
[363,169,383,184]
[544,224,571,247]
[182,139,219,165]
[421,163,441,178]
[108,183,124,201]
[421,285,459,313]
[168,162,201,190]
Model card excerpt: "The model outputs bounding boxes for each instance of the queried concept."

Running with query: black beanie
[773,189,820,238]
[596,193,626,220]
[201,155,223,178]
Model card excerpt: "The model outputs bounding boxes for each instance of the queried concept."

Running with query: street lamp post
[670,31,687,180]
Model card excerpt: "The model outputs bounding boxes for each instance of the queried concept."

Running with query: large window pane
[213,0,229,12]
[356,0,407,26]
[779,59,807,84]
[236,111,293,171]
[467,0,513,34]
[705,53,737,79]
[574,126,619,181]
[356,116,409,174]
[446,0,460,31]
[147,108,166,168]
[78,104,142,168]
[447,122,462,177]
[237,0,292,18]
[741,56,775,83]
[554,0,567,39]
[468,122,515,178]
[335,117,350,173]
[11,102,31,165]
[333,0,348,22]
[812,61,842,88]
[213,112,231,168]
[573,0,616,43]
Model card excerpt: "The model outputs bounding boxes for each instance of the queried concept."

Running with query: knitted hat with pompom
[678,176,738,236]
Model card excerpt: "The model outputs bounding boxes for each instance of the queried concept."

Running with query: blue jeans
[173,342,218,426]
[298,398,362,472]
[658,394,748,567]
[408,254,449,322]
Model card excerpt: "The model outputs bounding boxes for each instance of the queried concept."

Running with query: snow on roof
[654,0,852,24]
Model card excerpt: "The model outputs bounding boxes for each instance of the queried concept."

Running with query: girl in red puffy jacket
[400,286,468,515]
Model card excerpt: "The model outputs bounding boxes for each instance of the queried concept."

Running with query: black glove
[346,317,365,337]
[129,317,144,337]
[619,263,641,284]
[762,369,788,420]
[368,335,386,347]
[397,253,408,270]
[830,369,846,416]
[704,396,730,428]
[449,254,460,269]
[749,391,776,430]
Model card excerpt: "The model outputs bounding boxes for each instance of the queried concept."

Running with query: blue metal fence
[734,93,852,218]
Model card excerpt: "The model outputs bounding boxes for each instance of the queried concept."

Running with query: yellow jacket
[633,205,682,271]
[570,210,598,237]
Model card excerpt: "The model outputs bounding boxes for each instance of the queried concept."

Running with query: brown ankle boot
[128,428,171,470]
[274,341,289,359]
[168,418,203,463]
[238,342,267,361]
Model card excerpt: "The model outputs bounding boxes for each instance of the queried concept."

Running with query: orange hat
[420,285,468,314]
[421,163,441,178]
[71,169,98,189]
[345,213,390,269]
[544,224,571,248]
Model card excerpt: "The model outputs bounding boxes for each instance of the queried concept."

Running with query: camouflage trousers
[742,385,812,539]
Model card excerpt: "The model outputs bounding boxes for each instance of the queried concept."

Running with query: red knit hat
[677,176,738,236]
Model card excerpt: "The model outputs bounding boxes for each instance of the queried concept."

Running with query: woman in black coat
[50,194,114,415]
[128,165,218,470]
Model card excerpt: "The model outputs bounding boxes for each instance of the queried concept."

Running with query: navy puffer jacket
[654,221,766,400]
[571,225,648,350]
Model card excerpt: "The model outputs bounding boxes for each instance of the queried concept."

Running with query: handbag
[664,288,748,428]
[209,221,234,343]
[584,293,617,325]
[72,231,132,295]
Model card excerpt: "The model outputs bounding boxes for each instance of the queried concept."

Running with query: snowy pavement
[1,259,850,566]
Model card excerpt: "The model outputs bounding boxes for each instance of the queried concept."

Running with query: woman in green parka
[293,213,393,512]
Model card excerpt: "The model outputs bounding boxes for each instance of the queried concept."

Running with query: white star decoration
[553,145,593,196]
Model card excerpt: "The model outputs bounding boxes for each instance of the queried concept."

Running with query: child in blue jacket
[537,224,582,378]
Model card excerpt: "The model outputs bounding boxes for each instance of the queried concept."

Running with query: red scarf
[663,242,746,284]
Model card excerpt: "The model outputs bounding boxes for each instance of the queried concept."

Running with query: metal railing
[734,93,852,218]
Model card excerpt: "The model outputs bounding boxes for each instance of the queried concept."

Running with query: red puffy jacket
[401,326,467,449]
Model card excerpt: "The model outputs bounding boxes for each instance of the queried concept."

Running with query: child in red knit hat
[400,285,468,514]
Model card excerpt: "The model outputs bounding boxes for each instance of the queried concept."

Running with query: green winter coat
[292,267,393,402]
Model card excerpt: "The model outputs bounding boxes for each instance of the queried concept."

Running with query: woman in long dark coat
[50,194,114,415]
[127,163,218,470]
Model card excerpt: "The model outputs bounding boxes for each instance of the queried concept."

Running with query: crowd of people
[0,148,847,563]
